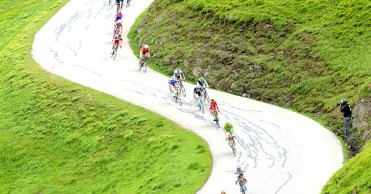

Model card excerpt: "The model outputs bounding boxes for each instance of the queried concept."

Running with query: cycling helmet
[341,99,347,105]
[225,122,232,128]
[210,98,215,102]
[114,35,119,39]
[171,76,176,80]
[237,165,241,169]
[176,69,181,73]
[195,85,201,89]
[143,44,149,49]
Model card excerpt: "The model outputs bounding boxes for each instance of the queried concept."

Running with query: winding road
[32,0,343,193]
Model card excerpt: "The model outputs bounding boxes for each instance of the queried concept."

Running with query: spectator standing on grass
[340,99,352,136]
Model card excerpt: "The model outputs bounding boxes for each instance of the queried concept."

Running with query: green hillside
[322,141,371,194]
[0,0,211,193]
[132,0,370,149]
[129,0,370,192]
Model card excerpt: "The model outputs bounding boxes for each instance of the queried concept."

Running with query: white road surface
[32,0,343,193]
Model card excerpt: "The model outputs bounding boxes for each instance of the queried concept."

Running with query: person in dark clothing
[340,99,352,136]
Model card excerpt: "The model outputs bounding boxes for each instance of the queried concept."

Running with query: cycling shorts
[114,39,120,44]
[116,0,124,4]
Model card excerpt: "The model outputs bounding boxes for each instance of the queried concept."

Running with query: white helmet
[143,44,149,49]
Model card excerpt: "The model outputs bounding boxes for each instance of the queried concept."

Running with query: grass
[0,0,211,193]
[321,141,371,194]
[128,0,370,192]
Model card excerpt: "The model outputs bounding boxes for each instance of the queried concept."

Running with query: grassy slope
[322,141,371,194]
[129,0,370,192]
[0,0,211,193]
[132,0,370,138]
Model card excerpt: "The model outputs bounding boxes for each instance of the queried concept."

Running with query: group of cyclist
[168,70,237,145]
[108,2,245,192]
[112,9,123,54]
[167,69,246,192]
[110,0,132,55]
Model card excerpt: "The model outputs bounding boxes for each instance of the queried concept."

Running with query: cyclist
[193,85,203,101]
[197,76,209,88]
[224,122,236,146]
[115,10,123,22]
[111,34,122,54]
[113,20,122,37]
[209,99,220,121]
[235,175,248,193]
[173,69,186,81]
[139,44,150,65]
[168,77,179,96]
[115,0,124,12]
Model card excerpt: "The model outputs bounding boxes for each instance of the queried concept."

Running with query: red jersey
[209,101,219,111]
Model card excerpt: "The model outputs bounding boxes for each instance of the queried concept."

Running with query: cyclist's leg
[232,135,237,145]
[169,85,174,94]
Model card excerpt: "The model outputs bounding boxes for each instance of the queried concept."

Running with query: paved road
[32,0,343,193]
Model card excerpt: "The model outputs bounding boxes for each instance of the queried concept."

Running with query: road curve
[32,0,343,193]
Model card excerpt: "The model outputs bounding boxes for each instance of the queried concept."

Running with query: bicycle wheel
[198,97,204,114]
[241,188,245,194]
[177,94,182,106]
[180,83,186,97]
[111,45,118,60]
[230,142,236,156]
[214,110,220,127]
[143,61,147,73]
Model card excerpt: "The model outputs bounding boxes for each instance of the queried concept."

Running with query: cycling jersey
[194,87,202,96]
[224,124,234,135]
[114,35,122,44]
[115,22,122,29]
[168,79,178,86]
[209,101,219,111]
[115,14,123,21]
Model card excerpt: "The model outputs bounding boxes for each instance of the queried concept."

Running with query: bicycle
[227,134,236,156]
[126,0,131,7]
[197,95,204,114]
[111,42,119,60]
[139,55,149,73]
[178,80,186,97]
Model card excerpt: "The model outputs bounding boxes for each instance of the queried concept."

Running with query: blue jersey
[168,79,178,86]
